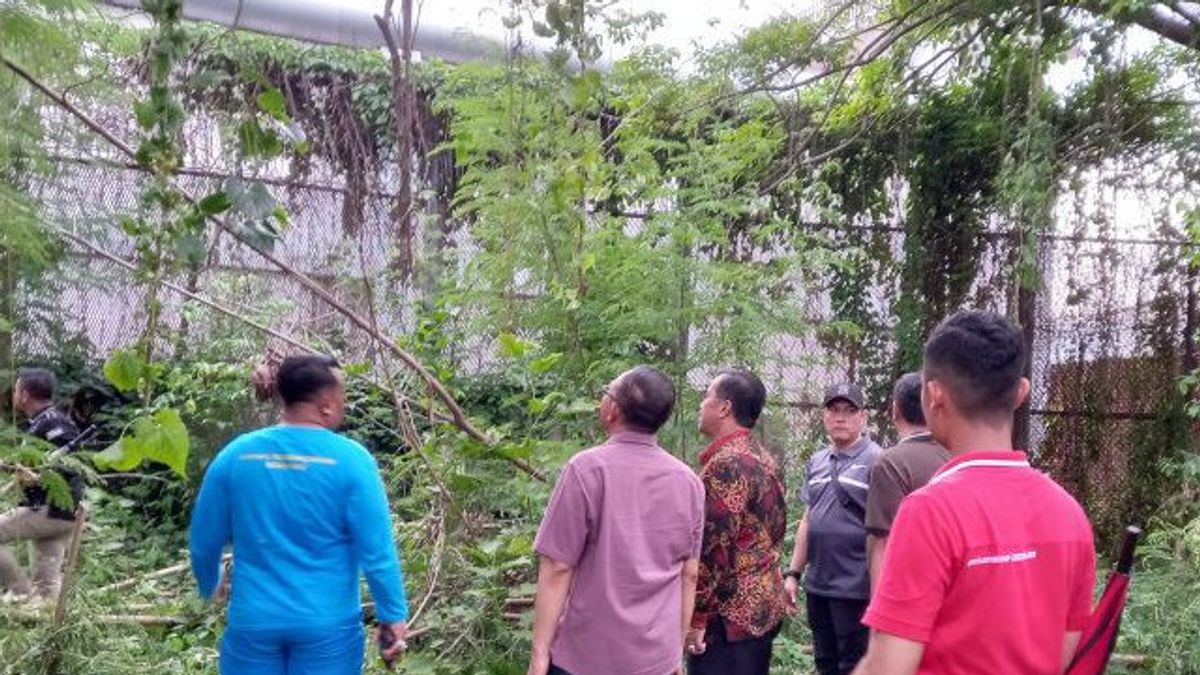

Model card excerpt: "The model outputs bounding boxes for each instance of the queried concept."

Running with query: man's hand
[784,575,800,613]
[527,648,551,675]
[377,621,408,668]
[685,627,707,657]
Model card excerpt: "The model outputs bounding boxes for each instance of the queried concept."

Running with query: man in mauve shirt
[528,366,705,675]
[853,310,1095,675]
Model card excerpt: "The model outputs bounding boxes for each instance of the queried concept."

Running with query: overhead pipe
[98,0,510,63]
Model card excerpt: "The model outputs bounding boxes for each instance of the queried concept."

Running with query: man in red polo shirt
[853,310,1095,675]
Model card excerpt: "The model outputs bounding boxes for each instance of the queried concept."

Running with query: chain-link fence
[14,96,1198,540]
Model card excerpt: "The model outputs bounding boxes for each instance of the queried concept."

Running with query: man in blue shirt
[189,354,408,674]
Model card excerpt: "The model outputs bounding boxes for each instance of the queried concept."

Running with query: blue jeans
[220,621,365,675]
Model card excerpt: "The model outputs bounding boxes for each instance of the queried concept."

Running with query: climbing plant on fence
[1,0,1199,672]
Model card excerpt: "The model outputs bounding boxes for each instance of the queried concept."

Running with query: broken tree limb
[94,553,232,594]
[0,54,545,483]
[51,505,88,628]
[1111,653,1151,669]
[52,226,460,430]
[3,610,188,626]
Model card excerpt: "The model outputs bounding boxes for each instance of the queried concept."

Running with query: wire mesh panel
[16,94,1197,540]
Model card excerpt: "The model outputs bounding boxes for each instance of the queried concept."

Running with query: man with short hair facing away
[189,355,409,675]
[0,367,82,603]
[864,372,949,592]
[528,366,705,675]
[784,383,881,675]
[685,369,788,675]
[853,311,1095,675]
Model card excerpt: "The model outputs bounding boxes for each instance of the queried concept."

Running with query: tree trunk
[0,246,13,385]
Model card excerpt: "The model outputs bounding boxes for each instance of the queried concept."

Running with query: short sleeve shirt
[534,431,705,675]
[863,451,1096,675]
[800,435,881,599]
[864,432,949,537]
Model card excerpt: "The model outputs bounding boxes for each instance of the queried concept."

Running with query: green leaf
[529,352,563,374]
[197,191,232,215]
[93,409,190,479]
[93,439,142,472]
[174,231,206,264]
[256,88,289,122]
[132,99,156,130]
[119,216,141,236]
[40,470,74,512]
[133,409,190,479]
[497,332,532,359]
[496,439,535,459]
[237,120,284,159]
[229,179,279,221]
[271,205,290,228]
[103,349,146,392]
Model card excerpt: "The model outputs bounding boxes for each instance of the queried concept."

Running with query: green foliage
[102,348,149,393]
[95,408,190,479]
[436,53,828,404]
[39,468,74,511]
[1,0,1199,672]
[0,422,98,515]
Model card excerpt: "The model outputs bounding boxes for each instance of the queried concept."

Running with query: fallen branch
[0,460,39,483]
[3,610,188,626]
[51,506,87,627]
[406,503,447,628]
[1111,653,1151,669]
[51,225,461,431]
[94,553,232,594]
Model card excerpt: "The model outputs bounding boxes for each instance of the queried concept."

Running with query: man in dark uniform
[1,368,81,601]
[784,382,882,675]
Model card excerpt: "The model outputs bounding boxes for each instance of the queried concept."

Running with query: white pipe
[99,0,508,63]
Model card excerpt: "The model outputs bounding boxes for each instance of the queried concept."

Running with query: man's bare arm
[867,533,889,595]
[529,555,574,675]
[789,510,809,570]
[784,511,808,609]
[680,557,700,638]
[1061,631,1082,672]
[852,631,925,675]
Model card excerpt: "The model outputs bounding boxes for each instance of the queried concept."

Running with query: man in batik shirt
[686,369,788,675]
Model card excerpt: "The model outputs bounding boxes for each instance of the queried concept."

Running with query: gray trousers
[0,507,74,598]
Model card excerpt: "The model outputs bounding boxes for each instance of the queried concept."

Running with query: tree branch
[1065,0,1200,48]
[1130,3,1200,45]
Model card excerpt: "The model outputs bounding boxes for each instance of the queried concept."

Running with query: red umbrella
[1066,526,1142,675]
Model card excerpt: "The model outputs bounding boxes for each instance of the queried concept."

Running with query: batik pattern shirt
[692,429,789,641]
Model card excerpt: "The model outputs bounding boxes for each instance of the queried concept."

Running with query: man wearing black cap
[783,382,880,675]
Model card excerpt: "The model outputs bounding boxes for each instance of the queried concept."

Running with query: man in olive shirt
[864,372,949,592]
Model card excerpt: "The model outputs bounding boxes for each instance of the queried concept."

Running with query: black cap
[822,382,865,409]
